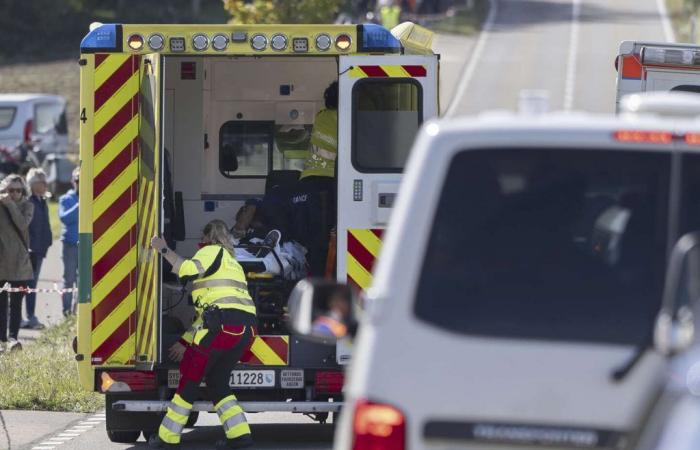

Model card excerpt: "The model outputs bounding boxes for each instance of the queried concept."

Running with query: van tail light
[613,130,673,144]
[352,400,405,450]
[100,371,157,393]
[23,119,33,144]
[315,371,344,394]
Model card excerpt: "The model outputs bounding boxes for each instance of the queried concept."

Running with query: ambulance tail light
[23,119,33,144]
[100,371,157,393]
[315,371,344,393]
[358,24,401,53]
[685,133,700,145]
[613,130,673,144]
[641,46,700,66]
[352,400,406,450]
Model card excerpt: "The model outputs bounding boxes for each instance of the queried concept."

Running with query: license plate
[168,370,180,388]
[229,370,275,388]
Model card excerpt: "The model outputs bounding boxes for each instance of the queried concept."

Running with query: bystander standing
[58,168,79,317]
[21,168,52,330]
[0,174,34,352]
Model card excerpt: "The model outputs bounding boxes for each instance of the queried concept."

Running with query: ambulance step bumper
[112,400,343,413]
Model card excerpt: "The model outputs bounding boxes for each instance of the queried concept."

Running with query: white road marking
[56,433,80,437]
[39,442,64,446]
[656,0,676,42]
[445,0,498,116]
[31,447,56,449]
[564,0,582,111]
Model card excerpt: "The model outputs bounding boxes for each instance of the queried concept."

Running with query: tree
[222,0,342,24]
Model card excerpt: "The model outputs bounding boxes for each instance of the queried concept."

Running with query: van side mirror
[654,231,700,356]
[287,279,355,344]
[220,144,239,172]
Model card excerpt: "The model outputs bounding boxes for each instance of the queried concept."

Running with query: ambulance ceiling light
[359,23,401,53]
[336,33,352,51]
[147,34,164,51]
[127,34,144,51]
[642,47,700,66]
[192,33,209,51]
[271,34,288,51]
[212,33,228,51]
[316,34,332,51]
[251,34,268,51]
[81,23,119,51]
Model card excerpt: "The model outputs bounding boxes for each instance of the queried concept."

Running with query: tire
[186,411,199,428]
[107,430,140,443]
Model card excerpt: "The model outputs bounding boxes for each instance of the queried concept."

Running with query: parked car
[0,94,75,192]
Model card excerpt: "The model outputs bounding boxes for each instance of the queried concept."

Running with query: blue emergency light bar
[358,24,402,54]
[81,23,122,52]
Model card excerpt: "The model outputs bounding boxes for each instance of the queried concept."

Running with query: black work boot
[148,433,181,449]
[215,434,253,449]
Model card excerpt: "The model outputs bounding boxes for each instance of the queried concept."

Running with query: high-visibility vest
[178,244,255,344]
[301,109,338,179]
[380,5,401,30]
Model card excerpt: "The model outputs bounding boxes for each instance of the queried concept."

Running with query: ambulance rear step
[112,400,343,413]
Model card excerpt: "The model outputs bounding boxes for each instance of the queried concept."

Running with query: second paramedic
[149,220,256,449]
[296,81,338,276]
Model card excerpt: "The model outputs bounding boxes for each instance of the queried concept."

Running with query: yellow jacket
[301,109,338,179]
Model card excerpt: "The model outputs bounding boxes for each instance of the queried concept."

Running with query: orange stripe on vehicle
[621,54,643,80]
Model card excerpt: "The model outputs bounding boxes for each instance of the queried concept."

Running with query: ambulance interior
[160,56,338,346]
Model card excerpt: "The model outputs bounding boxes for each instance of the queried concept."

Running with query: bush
[0,317,102,412]
[222,0,343,24]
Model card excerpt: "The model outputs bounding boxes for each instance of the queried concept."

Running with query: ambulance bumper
[112,400,343,413]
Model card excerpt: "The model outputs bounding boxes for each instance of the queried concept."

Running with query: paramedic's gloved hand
[168,342,186,362]
[151,236,167,252]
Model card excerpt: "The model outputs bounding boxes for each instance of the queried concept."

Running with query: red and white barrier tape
[1,282,77,295]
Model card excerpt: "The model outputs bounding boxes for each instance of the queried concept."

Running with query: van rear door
[336,55,437,293]
[82,52,161,369]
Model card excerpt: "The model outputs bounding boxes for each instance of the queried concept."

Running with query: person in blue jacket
[21,168,52,329]
[59,168,79,316]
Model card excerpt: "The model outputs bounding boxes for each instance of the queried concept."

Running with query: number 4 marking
[80,108,87,123]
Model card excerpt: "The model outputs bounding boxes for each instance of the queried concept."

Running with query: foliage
[222,0,343,24]
[0,317,103,412]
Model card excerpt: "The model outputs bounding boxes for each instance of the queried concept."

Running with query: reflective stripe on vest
[213,296,256,308]
[216,398,240,417]
[192,259,205,276]
[161,415,185,435]
[169,401,191,417]
[193,278,248,290]
[222,413,247,433]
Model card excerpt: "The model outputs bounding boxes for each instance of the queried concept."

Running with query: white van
[0,93,69,154]
[290,110,700,450]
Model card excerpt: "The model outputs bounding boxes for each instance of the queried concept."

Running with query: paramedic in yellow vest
[149,220,256,450]
[298,81,338,276]
[379,0,402,30]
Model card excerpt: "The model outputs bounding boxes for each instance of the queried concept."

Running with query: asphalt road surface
[446,0,672,116]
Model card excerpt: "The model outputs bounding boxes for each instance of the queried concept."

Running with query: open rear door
[335,54,437,365]
[337,55,437,291]
[85,52,160,369]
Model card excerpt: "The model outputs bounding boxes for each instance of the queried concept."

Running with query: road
[4,0,675,448]
[446,0,672,116]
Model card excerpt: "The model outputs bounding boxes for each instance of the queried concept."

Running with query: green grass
[425,1,490,36]
[48,200,60,241]
[0,317,102,412]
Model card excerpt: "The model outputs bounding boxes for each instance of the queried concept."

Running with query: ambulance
[616,41,700,112]
[74,22,438,441]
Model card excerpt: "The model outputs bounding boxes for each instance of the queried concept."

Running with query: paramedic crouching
[149,220,256,449]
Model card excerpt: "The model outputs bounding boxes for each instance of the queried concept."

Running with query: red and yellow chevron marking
[348,65,426,78]
[347,228,384,291]
[91,53,141,366]
[135,55,160,364]
[241,335,289,366]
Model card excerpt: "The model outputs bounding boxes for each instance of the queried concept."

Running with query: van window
[671,85,700,94]
[35,103,65,134]
[219,121,275,178]
[414,148,671,345]
[352,80,422,172]
[0,107,16,129]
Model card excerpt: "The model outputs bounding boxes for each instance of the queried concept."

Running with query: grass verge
[0,316,102,412]
[424,1,490,36]
[667,0,699,43]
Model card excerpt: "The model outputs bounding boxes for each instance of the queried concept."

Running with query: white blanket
[235,239,308,280]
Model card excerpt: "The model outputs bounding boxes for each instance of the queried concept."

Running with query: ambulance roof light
[81,23,120,52]
[358,23,401,53]
[641,46,700,66]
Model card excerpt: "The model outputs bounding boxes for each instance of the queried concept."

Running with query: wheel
[107,430,140,443]
[186,411,199,428]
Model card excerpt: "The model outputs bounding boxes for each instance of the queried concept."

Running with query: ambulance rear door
[85,50,161,370]
[336,54,437,299]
